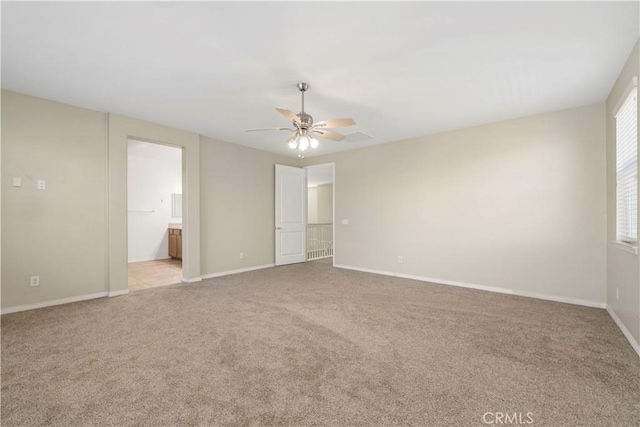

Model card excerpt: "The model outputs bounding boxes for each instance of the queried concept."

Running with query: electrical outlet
[616,287,619,300]
[398,256,403,264]
[37,180,46,190]
[30,276,40,287]
[239,252,245,260]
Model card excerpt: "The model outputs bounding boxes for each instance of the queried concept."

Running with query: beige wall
[316,184,333,224]
[304,103,607,304]
[0,89,615,316]
[3,92,307,302]
[307,187,318,224]
[1,90,108,308]
[307,184,333,224]
[199,136,299,275]
[1,92,303,310]
[606,41,640,344]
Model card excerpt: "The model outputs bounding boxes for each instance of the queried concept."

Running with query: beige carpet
[2,259,639,426]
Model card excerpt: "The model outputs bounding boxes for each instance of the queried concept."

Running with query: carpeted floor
[2,259,639,426]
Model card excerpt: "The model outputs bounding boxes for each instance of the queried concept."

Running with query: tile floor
[128,258,183,291]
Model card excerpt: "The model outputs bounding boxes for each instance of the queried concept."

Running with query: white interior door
[275,164,306,266]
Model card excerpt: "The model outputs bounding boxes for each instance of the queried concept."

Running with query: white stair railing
[307,223,333,261]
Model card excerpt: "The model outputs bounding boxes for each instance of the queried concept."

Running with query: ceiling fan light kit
[246,82,356,157]
[288,130,318,153]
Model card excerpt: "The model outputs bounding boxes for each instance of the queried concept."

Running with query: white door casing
[275,164,306,266]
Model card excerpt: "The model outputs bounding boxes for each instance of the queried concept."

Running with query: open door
[275,164,306,266]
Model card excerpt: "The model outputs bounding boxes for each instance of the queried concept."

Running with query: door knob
[275,226,282,230]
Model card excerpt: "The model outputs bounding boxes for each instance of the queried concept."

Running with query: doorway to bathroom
[127,139,183,291]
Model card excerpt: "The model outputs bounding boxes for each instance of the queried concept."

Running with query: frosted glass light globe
[298,135,309,151]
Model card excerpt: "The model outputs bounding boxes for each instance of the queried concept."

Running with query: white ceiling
[2,2,638,158]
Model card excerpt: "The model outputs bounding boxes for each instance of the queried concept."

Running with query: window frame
[613,76,639,250]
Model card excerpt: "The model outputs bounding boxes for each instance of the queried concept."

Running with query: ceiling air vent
[344,131,373,142]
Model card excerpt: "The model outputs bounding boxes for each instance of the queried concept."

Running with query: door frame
[107,114,201,296]
[304,162,336,267]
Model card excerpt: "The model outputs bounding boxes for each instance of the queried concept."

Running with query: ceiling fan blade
[311,118,356,129]
[311,129,346,141]
[245,127,294,132]
[276,108,302,126]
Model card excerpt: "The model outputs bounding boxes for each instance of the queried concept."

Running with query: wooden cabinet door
[176,232,182,260]
[169,232,177,258]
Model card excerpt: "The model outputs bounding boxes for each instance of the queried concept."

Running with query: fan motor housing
[297,112,313,129]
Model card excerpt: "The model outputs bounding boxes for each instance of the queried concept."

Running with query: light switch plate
[37,180,46,190]
[341,219,349,225]
[12,177,22,187]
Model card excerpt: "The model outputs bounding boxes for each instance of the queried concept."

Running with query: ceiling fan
[246,82,356,157]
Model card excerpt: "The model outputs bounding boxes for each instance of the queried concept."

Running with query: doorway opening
[127,139,183,291]
[306,164,334,262]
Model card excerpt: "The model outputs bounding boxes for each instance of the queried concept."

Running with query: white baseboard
[1,292,109,315]
[202,263,275,279]
[182,277,203,283]
[606,305,640,357]
[333,264,606,309]
[108,289,129,297]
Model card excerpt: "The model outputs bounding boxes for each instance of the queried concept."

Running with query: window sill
[613,241,639,255]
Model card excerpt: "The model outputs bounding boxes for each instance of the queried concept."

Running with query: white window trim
[613,76,638,117]
[613,241,639,255]
[614,76,638,247]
